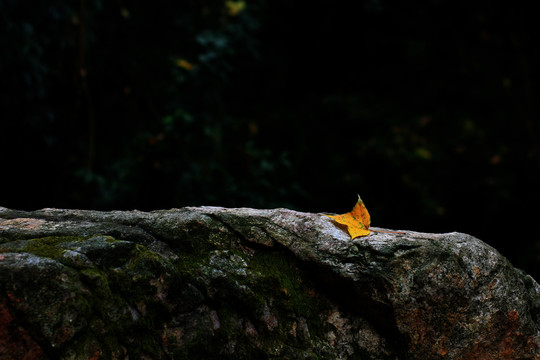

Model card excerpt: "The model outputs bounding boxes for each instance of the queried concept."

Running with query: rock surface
[1,206,539,359]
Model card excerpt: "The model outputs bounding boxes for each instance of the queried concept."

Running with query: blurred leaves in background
[1,0,540,277]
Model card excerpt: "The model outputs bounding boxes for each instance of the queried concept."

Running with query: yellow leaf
[175,58,194,71]
[325,195,370,239]
[225,1,246,16]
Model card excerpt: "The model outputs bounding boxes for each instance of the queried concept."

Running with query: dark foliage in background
[1,0,540,278]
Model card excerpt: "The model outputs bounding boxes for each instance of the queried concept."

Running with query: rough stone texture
[1,205,539,359]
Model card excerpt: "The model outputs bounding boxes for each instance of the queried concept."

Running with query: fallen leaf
[325,195,370,239]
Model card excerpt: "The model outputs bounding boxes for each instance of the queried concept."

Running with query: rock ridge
[1,206,539,359]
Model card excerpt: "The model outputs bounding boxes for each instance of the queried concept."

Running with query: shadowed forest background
[2,1,540,278]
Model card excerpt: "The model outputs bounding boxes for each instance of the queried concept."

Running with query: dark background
[2,1,540,279]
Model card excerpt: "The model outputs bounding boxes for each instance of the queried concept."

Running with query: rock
[0,205,539,359]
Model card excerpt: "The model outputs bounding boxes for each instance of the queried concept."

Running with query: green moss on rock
[0,236,89,259]
[249,250,322,318]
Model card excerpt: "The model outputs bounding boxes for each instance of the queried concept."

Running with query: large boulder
[1,206,539,359]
